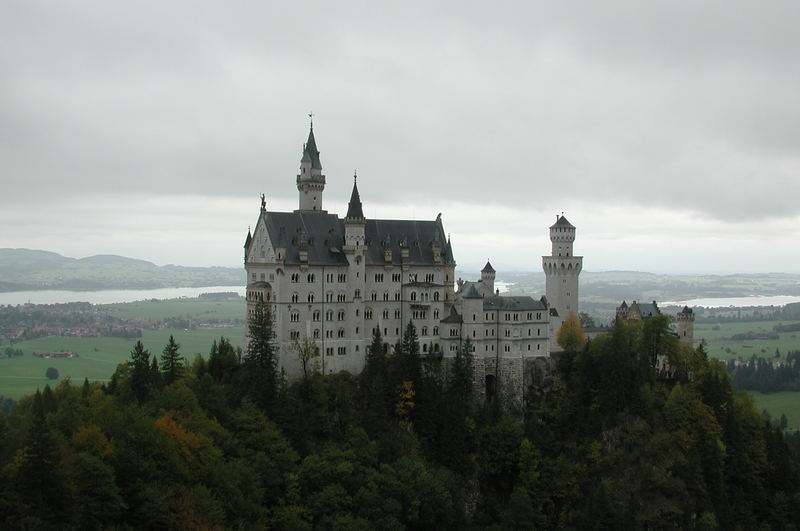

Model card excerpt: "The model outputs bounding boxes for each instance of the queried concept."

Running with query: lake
[0,286,246,306]
[663,295,800,308]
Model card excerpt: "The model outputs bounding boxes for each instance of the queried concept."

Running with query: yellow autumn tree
[556,312,585,352]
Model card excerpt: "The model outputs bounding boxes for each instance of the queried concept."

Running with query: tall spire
[346,173,364,219]
[302,124,322,170]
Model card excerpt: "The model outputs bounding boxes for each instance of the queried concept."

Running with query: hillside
[0,249,245,292]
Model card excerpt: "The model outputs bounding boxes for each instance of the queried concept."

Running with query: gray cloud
[1,0,799,224]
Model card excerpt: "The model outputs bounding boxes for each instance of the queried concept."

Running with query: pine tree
[160,335,184,385]
[129,340,152,403]
[245,300,279,412]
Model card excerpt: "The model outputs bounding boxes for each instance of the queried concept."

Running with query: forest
[1,302,799,530]
[728,351,800,393]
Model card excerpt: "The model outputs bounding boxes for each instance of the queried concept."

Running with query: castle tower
[296,123,326,212]
[542,215,583,331]
[480,260,496,296]
[676,306,695,345]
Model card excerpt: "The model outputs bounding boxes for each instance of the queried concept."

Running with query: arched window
[291,293,299,303]
[433,291,440,301]
[411,292,417,301]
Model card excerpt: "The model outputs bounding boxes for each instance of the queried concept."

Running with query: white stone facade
[245,126,561,400]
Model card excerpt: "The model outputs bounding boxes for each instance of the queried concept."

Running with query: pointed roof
[481,260,495,274]
[244,228,252,248]
[550,215,574,228]
[346,177,364,219]
[301,126,323,170]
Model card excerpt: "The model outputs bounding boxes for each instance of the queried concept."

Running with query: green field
[106,297,245,321]
[749,391,800,431]
[0,327,245,399]
[697,320,800,361]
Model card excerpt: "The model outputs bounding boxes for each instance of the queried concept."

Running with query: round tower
[676,306,695,345]
[542,214,582,331]
[296,123,326,212]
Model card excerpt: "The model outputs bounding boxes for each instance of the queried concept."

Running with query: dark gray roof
[441,307,463,324]
[462,285,482,299]
[257,211,453,267]
[635,301,661,318]
[263,212,348,266]
[346,179,364,219]
[483,295,547,311]
[680,305,693,314]
[248,281,271,288]
[302,127,322,170]
[244,229,252,249]
[481,260,495,273]
[365,218,453,266]
[550,215,574,228]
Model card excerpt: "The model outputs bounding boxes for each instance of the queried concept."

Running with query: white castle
[244,125,582,400]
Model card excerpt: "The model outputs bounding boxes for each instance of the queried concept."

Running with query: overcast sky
[2,1,799,274]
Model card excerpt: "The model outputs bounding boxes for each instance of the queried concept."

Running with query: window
[313,310,320,321]
[371,292,377,301]
[338,273,347,282]
[433,309,439,319]
[504,345,510,352]
[326,330,333,338]
[338,329,345,338]
[290,311,300,323]
[313,329,320,339]
[365,308,373,319]
[394,292,401,301]
[326,273,334,282]
[307,293,315,303]
[382,291,389,301]
[354,289,361,299]
[395,309,401,319]
[326,347,334,356]
[337,347,346,355]
[425,273,434,282]
[337,310,346,321]
[307,273,315,283]
[374,273,384,282]
[291,273,299,283]
[433,326,439,336]
[337,293,346,302]
[326,292,334,302]
[383,309,390,319]
[422,326,428,336]
[291,293,299,303]
[289,330,300,340]
[433,291,440,301]
[392,273,401,282]
[251,273,256,280]
[326,310,334,321]
[411,292,417,301]
[505,329,511,337]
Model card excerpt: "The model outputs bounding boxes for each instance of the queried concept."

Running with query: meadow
[695,320,800,361]
[0,295,247,399]
[750,391,800,431]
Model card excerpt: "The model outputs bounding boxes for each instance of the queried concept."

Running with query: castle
[244,125,582,401]
[615,300,695,345]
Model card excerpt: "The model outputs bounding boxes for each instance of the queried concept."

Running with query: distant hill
[0,249,245,292]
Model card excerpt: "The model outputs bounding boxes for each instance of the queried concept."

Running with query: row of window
[477,312,544,322]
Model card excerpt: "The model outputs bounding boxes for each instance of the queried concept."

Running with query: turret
[344,175,366,251]
[296,123,326,212]
[676,306,695,345]
[549,214,576,257]
[481,260,496,295]
[543,214,583,331]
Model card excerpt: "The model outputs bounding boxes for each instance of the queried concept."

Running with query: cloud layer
[2,1,799,271]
